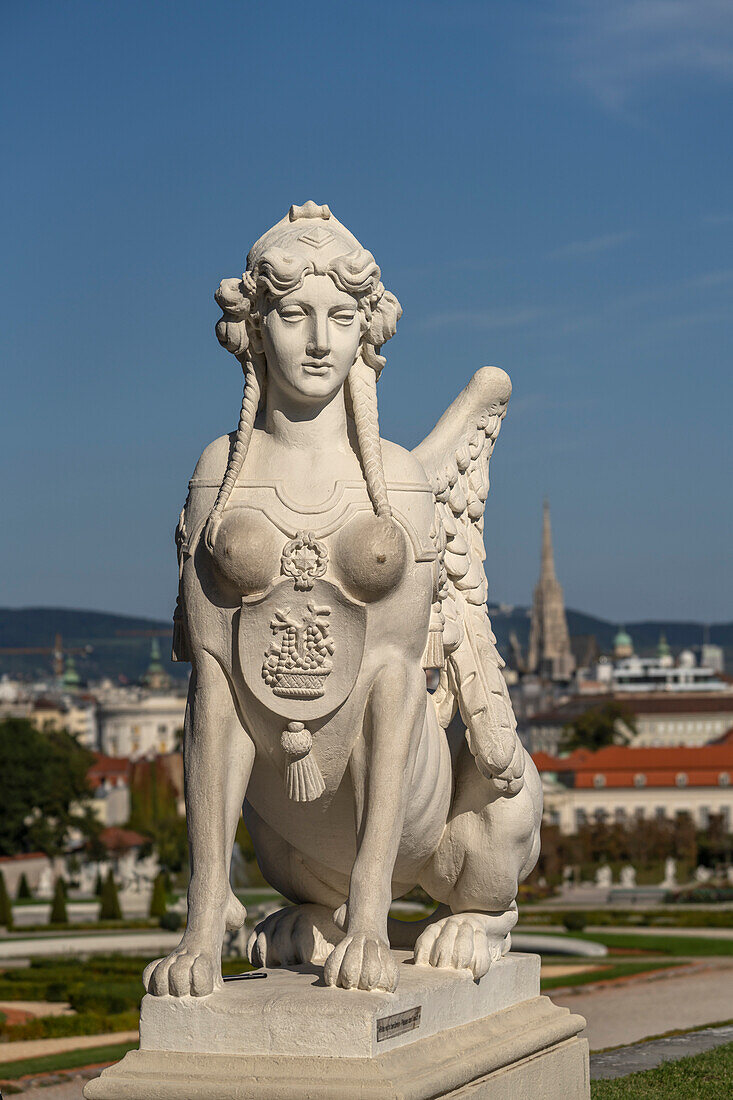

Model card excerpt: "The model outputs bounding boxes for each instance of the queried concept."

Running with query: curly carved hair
[204,245,402,550]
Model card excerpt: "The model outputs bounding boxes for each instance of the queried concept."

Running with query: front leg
[144,650,254,997]
[324,657,426,992]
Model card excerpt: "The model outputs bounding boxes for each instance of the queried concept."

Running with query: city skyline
[1,1,732,623]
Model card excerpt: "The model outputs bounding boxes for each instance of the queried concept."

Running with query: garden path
[552,960,733,1049]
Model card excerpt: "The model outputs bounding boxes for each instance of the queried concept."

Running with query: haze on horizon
[1,1,731,625]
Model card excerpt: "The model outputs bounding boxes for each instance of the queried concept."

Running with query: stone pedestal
[84,952,589,1099]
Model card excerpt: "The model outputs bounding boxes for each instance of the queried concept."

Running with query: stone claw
[323,932,398,992]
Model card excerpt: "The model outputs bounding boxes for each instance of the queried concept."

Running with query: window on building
[655,807,666,821]
[575,809,587,829]
[614,808,626,823]
[676,773,688,788]
[634,807,645,821]
[634,774,646,788]
[720,773,731,788]
[593,774,606,788]
[699,807,710,828]
[594,809,606,824]
[158,724,167,734]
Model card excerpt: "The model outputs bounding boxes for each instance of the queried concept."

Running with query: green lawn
[591,1041,733,1097]
[577,932,733,957]
[0,1039,137,1081]
[540,959,675,991]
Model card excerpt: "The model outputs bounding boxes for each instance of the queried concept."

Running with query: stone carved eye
[279,305,307,324]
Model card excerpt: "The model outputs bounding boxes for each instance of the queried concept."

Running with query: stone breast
[211,508,409,603]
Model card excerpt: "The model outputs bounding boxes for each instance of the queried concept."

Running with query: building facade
[525,692,733,754]
[535,738,733,834]
[96,689,187,759]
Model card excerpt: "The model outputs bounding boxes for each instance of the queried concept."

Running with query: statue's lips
[302,361,333,373]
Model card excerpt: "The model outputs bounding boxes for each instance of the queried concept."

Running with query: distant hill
[0,607,184,685]
[1,605,731,684]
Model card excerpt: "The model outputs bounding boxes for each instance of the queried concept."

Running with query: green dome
[657,633,671,657]
[614,627,632,647]
[62,654,81,688]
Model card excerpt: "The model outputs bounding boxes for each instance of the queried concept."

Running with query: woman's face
[260,273,361,406]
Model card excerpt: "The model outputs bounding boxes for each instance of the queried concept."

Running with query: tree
[149,872,168,919]
[50,877,68,924]
[128,758,188,873]
[560,703,636,754]
[0,718,95,857]
[99,870,122,921]
[16,873,31,900]
[0,870,13,929]
[94,870,103,897]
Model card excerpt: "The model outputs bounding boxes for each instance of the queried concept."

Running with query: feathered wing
[413,366,525,794]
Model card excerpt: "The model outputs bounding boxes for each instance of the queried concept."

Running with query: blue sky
[1,0,732,624]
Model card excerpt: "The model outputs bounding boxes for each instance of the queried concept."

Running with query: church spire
[526,501,575,681]
[540,499,556,582]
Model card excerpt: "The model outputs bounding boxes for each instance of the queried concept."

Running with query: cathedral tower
[527,501,575,680]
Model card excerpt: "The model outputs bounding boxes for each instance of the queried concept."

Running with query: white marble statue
[620,864,636,888]
[144,202,543,998]
[595,864,612,890]
[662,857,677,888]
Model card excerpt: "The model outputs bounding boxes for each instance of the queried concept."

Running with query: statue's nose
[306,313,330,357]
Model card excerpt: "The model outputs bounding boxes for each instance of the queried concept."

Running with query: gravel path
[0,931,180,960]
[7,1080,88,1098]
[552,960,733,1050]
[0,1029,137,1063]
[520,923,733,939]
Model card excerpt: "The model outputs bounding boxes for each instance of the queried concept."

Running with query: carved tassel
[280,722,325,802]
[421,627,445,670]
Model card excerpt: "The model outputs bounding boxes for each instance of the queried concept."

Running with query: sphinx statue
[144,202,543,998]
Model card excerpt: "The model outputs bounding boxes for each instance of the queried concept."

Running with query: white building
[580,642,728,696]
[96,688,187,759]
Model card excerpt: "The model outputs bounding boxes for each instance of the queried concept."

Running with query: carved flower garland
[281,531,328,591]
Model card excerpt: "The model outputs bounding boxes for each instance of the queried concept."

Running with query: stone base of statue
[84,952,588,1099]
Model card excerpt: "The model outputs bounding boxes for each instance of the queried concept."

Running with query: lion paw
[413,912,514,980]
[323,932,398,991]
[247,904,342,968]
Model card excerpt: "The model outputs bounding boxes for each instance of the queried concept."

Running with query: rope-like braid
[347,355,391,519]
[204,353,263,552]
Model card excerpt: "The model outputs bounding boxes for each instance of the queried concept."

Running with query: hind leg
[243,802,347,967]
[415,740,542,978]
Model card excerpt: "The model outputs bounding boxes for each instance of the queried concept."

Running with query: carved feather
[413,366,525,793]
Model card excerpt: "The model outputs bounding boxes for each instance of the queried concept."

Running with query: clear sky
[2,1,731,624]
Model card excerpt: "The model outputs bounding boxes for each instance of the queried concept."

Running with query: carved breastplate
[213,507,410,603]
[202,478,436,602]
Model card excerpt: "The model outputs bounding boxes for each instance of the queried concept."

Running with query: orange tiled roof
[533,742,733,789]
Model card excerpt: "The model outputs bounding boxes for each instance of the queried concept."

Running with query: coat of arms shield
[238,578,367,722]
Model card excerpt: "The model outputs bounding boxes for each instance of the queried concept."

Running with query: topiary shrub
[50,877,68,925]
[0,870,13,930]
[149,872,168,919]
[98,870,122,921]
[68,979,141,1015]
[562,912,587,933]
[159,910,182,932]
[16,872,32,900]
